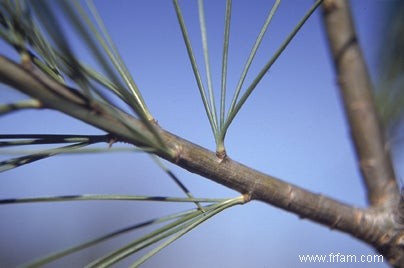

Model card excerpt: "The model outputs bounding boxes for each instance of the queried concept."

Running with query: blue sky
[0,1,399,267]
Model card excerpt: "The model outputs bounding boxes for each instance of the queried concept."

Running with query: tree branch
[0,55,386,246]
[321,0,399,208]
[2,2,404,264]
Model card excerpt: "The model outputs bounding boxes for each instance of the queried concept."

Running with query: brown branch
[0,55,388,246]
[321,0,399,208]
[321,2,404,265]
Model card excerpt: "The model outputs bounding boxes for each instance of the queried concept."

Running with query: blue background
[1,1,401,267]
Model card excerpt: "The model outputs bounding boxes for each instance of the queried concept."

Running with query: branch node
[215,149,227,161]
[172,143,183,164]
[243,192,252,203]
[360,158,377,172]
[286,185,295,208]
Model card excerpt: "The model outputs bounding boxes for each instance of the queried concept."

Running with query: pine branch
[2,1,404,266]
[0,54,386,247]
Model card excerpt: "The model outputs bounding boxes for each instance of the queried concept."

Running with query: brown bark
[321,0,398,208]
[321,0,404,266]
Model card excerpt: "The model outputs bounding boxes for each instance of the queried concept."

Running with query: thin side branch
[321,0,399,208]
[0,55,385,245]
